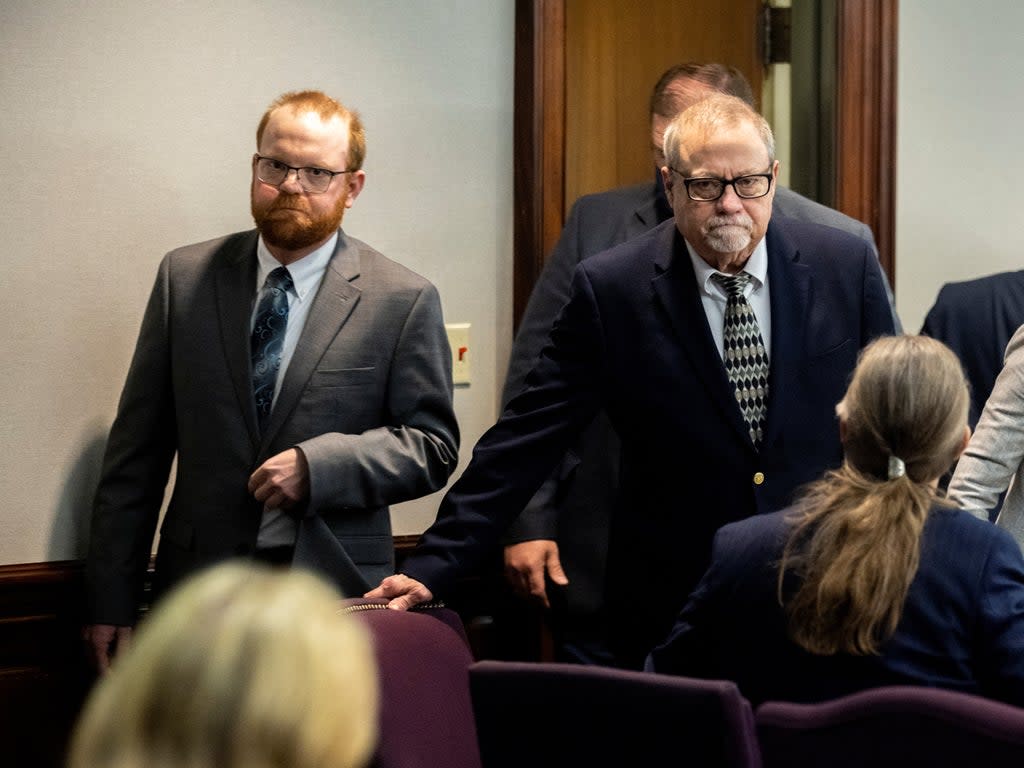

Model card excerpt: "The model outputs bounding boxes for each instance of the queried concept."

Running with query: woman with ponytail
[647,335,1024,706]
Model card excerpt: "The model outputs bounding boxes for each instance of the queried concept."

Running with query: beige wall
[896,1,1024,332]
[0,1,514,564]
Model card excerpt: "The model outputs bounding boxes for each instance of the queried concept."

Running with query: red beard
[251,192,347,252]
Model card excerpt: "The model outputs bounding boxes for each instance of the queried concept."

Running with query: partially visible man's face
[661,119,778,273]
[251,107,365,263]
[649,79,717,170]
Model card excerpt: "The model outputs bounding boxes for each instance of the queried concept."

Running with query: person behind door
[83,90,459,672]
[369,92,894,669]
[501,62,899,665]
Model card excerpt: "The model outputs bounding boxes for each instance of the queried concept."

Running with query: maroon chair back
[341,599,481,768]
[756,685,1024,768]
[469,660,761,767]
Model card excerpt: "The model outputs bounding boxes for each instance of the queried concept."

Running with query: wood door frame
[513,0,898,330]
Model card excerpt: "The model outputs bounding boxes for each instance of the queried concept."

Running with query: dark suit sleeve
[975,528,1024,706]
[860,240,898,340]
[501,200,587,543]
[920,285,951,337]
[86,255,178,626]
[644,526,731,675]
[502,201,587,406]
[400,264,607,595]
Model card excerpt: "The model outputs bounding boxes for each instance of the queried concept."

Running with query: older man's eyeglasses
[254,155,352,194]
[670,169,773,202]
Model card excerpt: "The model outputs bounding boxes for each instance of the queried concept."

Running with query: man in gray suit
[501,62,900,664]
[84,90,459,671]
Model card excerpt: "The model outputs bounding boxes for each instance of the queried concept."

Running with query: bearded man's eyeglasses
[254,155,352,194]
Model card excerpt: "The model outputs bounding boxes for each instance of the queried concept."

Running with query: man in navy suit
[368,93,895,669]
[920,270,1024,514]
[920,270,1024,429]
[501,62,900,665]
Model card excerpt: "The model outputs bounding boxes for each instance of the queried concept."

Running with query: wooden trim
[834,0,898,290]
[513,0,565,331]
[0,561,85,665]
[0,561,92,767]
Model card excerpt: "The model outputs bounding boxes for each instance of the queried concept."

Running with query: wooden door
[564,0,764,205]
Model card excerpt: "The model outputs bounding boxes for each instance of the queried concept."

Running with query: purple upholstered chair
[755,685,1024,768]
[469,660,761,768]
[340,599,481,768]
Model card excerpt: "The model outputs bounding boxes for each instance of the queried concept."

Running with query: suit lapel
[649,224,751,445]
[260,231,362,446]
[215,231,261,449]
[632,194,660,232]
[760,218,811,451]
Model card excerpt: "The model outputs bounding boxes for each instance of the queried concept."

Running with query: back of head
[840,334,969,484]
[782,335,970,655]
[68,562,379,768]
[649,62,755,118]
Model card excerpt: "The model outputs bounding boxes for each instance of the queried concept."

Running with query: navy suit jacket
[502,180,899,635]
[920,270,1024,428]
[647,508,1024,707]
[404,215,894,668]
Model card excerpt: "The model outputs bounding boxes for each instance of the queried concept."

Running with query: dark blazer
[500,182,660,625]
[920,270,1024,428]
[405,215,895,668]
[87,229,459,626]
[501,181,897,632]
[647,508,1024,707]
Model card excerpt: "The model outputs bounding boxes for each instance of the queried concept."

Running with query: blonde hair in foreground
[780,335,969,656]
[68,562,378,768]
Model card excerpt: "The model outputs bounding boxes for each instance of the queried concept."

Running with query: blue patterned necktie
[251,266,294,426]
[711,272,770,448]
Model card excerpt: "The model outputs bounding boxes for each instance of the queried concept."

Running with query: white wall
[0,1,514,564]
[896,1,1024,332]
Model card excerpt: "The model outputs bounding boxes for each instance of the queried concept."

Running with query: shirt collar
[686,235,769,297]
[256,231,338,301]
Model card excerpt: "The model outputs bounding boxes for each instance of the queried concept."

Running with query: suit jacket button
[753,472,765,485]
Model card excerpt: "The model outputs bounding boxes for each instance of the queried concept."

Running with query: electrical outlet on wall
[446,323,470,386]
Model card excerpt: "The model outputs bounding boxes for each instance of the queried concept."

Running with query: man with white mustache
[369,93,895,670]
[702,212,755,252]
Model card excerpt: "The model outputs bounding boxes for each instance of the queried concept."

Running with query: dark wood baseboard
[0,561,94,767]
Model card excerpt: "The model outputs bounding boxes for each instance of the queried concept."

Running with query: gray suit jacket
[501,179,897,628]
[949,322,1024,545]
[87,229,459,626]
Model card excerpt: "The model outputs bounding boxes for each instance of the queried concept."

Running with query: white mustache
[705,214,753,231]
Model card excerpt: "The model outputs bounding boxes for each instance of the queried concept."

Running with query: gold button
[753,472,765,485]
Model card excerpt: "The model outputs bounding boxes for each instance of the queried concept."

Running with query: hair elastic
[887,455,906,480]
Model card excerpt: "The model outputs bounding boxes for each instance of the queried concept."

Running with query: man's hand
[504,539,569,609]
[248,447,310,511]
[84,624,133,674]
[365,574,434,611]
